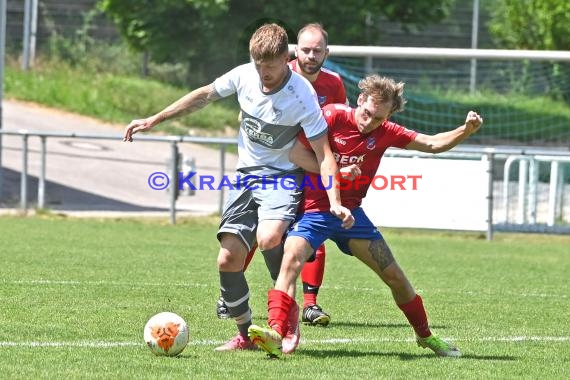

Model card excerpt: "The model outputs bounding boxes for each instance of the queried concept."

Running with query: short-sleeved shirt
[289,59,348,108]
[299,103,418,212]
[214,63,327,176]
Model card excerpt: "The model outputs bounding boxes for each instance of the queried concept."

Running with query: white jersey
[214,63,327,175]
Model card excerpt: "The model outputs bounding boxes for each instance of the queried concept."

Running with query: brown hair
[297,23,329,46]
[358,75,406,113]
[249,23,289,61]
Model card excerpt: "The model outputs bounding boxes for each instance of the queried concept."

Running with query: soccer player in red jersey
[248,75,483,357]
[217,23,348,327]
[290,23,348,326]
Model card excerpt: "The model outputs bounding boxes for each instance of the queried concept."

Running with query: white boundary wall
[2,131,569,238]
[361,156,490,231]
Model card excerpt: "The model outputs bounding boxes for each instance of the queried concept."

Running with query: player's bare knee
[216,251,231,270]
[256,233,282,251]
[217,248,243,271]
[381,265,408,287]
[284,237,313,263]
[282,252,305,272]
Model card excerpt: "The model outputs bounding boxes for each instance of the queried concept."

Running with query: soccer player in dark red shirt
[289,23,348,327]
[248,75,483,357]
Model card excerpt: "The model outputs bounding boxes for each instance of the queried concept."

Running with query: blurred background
[1,0,569,231]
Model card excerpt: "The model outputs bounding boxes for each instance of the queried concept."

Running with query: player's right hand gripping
[339,164,362,181]
[330,204,355,230]
[123,116,159,142]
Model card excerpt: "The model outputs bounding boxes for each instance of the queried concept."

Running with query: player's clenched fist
[465,110,483,135]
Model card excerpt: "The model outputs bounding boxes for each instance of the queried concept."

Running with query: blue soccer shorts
[287,207,382,256]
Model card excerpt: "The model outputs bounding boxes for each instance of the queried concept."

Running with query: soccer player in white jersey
[216,23,349,327]
[123,23,354,351]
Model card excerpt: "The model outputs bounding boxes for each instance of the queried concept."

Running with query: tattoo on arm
[207,87,223,101]
[181,86,222,114]
[162,85,222,120]
[191,86,222,111]
[369,239,395,271]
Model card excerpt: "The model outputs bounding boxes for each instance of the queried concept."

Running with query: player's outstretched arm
[123,84,222,142]
[405,110,483,153]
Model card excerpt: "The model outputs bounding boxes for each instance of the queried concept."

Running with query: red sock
[301,244,326,307]
[302,291,317,308]
[268,289,294,337]
[397,294,431,338]
[242,243,257,272]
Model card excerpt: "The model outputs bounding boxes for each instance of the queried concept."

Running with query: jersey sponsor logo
[243,117,274,146]
[334,137,347,146]
[333,153,365,165]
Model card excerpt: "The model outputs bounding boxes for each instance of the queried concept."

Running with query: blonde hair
[249,23,289,61]
[358,75,406,114]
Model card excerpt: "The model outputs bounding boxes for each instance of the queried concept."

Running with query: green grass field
[0,215,569,379]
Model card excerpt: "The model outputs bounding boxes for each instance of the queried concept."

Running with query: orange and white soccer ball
[144,312,189,356]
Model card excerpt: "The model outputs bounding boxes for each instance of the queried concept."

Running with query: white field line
[0,336,568,348]
[4,279,211,288]
[4,279,567,299]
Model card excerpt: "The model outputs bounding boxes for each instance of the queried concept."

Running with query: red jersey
[299,103,418,212]
[289,59,348,107]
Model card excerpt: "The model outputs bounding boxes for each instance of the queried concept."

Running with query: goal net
[325,54,570,147]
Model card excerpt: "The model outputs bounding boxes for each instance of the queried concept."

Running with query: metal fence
[0,129,236,224]
[1,129,569,239]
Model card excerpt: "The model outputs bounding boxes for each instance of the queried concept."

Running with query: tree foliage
[487,0,570,102]
[98,0,455,87]
[488,0,570,50]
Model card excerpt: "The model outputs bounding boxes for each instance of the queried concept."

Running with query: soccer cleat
[282,303,300,354]
[416,334,462,357]
[216,296,231,319]
[214,334,257,351]
[302,304,331,326]
[248,325,282,358]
